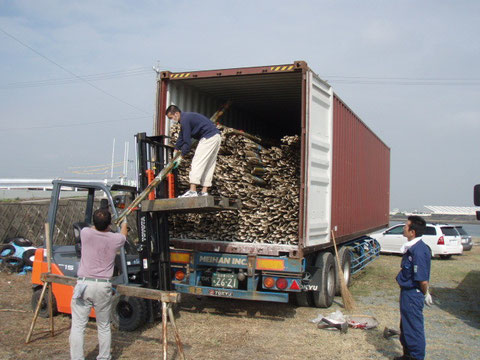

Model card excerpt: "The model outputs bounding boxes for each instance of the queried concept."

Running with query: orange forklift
[31,133,175,331]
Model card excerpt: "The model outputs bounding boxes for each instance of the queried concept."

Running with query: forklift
[31,132,174,331]
[31,132,238,331]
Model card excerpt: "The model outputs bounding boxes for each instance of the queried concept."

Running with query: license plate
[449,240,458,245]
[212,273,238,289]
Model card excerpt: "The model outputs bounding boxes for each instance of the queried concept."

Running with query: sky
[0,0,479,211]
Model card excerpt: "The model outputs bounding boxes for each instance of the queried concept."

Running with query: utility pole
[111,138,116,179]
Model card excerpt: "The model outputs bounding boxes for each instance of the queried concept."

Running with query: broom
[331,230,356,312]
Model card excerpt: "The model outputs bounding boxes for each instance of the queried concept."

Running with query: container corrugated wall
[330,95,390,242]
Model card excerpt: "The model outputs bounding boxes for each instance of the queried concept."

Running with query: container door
[304,73,334,247]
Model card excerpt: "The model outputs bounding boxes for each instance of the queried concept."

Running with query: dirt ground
[1,243,479,360]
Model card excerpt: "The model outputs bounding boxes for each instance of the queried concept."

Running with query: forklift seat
[73,222,91,257]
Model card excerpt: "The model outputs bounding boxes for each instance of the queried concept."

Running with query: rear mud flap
[300,266,322,291]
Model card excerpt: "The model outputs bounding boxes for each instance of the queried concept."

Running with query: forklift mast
[135,132,173,291]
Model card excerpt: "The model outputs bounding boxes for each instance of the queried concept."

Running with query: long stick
[114,101,231,225]
[331,230,356,311]
[162,301,168,360]
[168,305,186,360]
[45,223,54,336]
[25,281,48,343]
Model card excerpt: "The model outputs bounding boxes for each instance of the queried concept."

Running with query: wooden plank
[116,285,180,303]
[141,195,241,213]
[42,273,77,286]
[41,274,180,303]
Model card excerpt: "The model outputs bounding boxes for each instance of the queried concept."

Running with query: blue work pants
[399,288,425,360]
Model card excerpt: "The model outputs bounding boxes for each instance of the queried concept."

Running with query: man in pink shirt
[69,208,127,360]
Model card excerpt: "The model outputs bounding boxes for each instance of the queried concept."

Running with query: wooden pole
[25,281,48,343]
[162,301,168,360]
[45,223,54,336]
[331,230,356,311]
[167,305,186,360]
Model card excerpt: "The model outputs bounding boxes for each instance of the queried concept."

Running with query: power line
[327,79,480,86]
[323,74,480,86]
[0,27,151,114]
[0,115,151,132]
[323,75,480,81]
[1,67,152,89]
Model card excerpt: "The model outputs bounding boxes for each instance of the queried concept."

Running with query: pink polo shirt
[77,227,126,279]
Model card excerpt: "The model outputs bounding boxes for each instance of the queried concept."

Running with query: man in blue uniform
[166,105,221,198]
[394,215,432,360]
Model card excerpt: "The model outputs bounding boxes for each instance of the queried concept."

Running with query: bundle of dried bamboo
[168,124,300,244]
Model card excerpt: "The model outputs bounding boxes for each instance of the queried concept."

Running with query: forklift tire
[111,295,148,331]
[0,244,16,258]
[31,287,58,318]
[22,249,37,267]
[335,247,352,296]
[312,252,336,308]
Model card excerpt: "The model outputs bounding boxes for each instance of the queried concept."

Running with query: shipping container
[154,61,390,307]
[155,61,389,254]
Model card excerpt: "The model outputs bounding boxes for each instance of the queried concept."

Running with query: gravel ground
[0,243,478,359]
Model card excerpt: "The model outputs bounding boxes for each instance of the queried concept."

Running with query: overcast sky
[1,1,479,211]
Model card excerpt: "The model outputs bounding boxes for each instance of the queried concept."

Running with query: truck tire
[312,252,336,308]
[13,237,33,247]
[335,247,352,296]
[31,287,58,318]
[3,256,24,272]
[0,244,16,258]
[22,249,37,267]
[111,295,148,331]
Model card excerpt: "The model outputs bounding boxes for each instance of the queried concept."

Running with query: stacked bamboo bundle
[168,123,300,245]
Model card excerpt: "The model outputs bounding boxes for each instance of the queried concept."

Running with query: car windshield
[455,227,468,236]
[441,227,459,236]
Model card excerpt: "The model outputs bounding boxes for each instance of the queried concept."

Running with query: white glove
[424,291,433,306]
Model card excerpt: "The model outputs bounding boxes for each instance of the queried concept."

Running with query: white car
[370,223,463,259]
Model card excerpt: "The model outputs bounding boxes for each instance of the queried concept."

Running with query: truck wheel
[22,249,37,267]
[3,256,24,272]
[13,237,33,247]
[312,252,336,308]
[31,287,58,318]
[111,295,148,331]
[0,244,16,258]
[335,247,352,296]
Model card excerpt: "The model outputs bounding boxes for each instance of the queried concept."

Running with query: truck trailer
[155,61,390,307]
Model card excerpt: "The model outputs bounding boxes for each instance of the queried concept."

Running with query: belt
[401,287,421,293]
[79,277,111,283]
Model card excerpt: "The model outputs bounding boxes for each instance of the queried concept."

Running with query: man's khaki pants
[189,133,221,187]
[69,280,113,360]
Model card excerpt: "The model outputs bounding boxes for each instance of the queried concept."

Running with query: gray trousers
[69,280,113,360]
